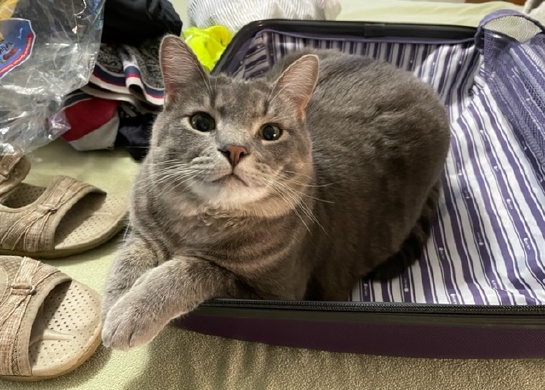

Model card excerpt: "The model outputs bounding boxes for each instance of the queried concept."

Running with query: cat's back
[267,50,450,295]
[307,50,448,147]
[276,50,450,187]
[268,49,449,161]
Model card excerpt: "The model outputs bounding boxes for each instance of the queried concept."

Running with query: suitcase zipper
[203,299,545,315]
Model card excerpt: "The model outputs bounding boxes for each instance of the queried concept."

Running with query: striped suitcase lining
[231,29,545,305]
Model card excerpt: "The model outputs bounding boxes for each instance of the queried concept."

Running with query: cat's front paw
[101,293,169,351]
[101,270,153,321]
[101,288,129,321]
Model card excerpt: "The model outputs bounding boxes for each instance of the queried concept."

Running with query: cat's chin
[189,180,270,208]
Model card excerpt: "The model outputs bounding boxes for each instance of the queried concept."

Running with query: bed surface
[6,2,545,389]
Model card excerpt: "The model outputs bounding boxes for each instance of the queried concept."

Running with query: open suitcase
[175,10,545,359]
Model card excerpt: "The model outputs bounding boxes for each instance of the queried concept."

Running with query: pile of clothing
[61,0,182,157]
[62,0,341,159]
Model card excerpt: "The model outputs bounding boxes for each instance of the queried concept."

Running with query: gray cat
[101,35,450,350]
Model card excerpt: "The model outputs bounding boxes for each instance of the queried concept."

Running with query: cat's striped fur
[101,36,450,350]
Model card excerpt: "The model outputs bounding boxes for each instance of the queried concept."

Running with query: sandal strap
[0,149,30,199]
[0,176,104,253]
[0,152,22,181]
[0,257,70,376]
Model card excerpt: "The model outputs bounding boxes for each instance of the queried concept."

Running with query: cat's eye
[260,124,282,141]
[190,112,216,132]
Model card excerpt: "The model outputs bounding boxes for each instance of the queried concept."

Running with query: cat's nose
[219,144,249,168]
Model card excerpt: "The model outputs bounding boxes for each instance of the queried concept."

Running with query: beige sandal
[0,170,128,259]
[0,148,30,200]
[0,256,102,381]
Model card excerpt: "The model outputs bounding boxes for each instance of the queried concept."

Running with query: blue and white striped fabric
[220,12,545,305]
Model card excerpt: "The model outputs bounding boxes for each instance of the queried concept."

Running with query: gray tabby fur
[101,35,450,350]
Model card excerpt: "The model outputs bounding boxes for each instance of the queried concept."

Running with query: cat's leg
[101,256,254,350]
[102,232,167,319]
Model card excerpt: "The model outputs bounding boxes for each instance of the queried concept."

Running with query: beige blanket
[5,114,545,390]
[4,1,545,389]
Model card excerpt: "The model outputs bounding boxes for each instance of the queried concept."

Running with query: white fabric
[188,0,341,32]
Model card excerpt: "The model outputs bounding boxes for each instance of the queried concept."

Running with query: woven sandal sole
[0,184,127,259]
[0,324,102,382]
[0,218,126,259]
[0,278,103,381]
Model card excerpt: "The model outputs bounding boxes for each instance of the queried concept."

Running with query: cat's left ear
[272,55,319,118]
[159,35,207,104]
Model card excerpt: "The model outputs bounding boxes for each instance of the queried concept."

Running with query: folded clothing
[76,38,164,113]
[62,95,119,151]
[61,37,164,153]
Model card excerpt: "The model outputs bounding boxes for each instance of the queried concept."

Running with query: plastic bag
[188,0,342,33]
[0,0,105,154]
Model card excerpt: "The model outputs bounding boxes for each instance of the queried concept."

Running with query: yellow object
[183,25,231,72]
[0,0,18,21]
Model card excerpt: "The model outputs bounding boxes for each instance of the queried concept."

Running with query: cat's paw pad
[101,296,166,351]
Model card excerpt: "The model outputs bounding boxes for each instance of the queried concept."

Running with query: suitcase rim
[207,18,545,317]
[176,18,545,358]
[213,19,478,76]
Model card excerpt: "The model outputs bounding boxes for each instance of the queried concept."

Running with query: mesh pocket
[483,14,545,171]
[484,14,542,42]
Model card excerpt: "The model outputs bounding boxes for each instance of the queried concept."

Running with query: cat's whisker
[141,172,187,191]
[288,190,334,205]
[158,169,202,187]
[269,179,318,228]
[269,183,311,233]
[140,167,203,194]
[278,174,335,191]
[142,169,199,189]
[275,174,335,203]
[149,162,198,175]
[280,192,315,233]
[281,169,332,183]
[272,180,326,233]
[156,170,204,198]
[280,170,316,180]
[122,223,132,242]
[266,84,277,105]
[280,169,312,176]
[154,169,198,185]
[155,176,192,194]
[161,177,195,198]
[148,160,193,167]
[152,164,200,177]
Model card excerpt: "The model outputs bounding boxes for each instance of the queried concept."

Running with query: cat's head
[148,35,319,211]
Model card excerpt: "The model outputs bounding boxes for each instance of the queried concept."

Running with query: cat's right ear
[159,35,207,104]
[272,54,320,118]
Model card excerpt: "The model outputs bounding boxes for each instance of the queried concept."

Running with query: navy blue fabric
[102,0,183,45]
